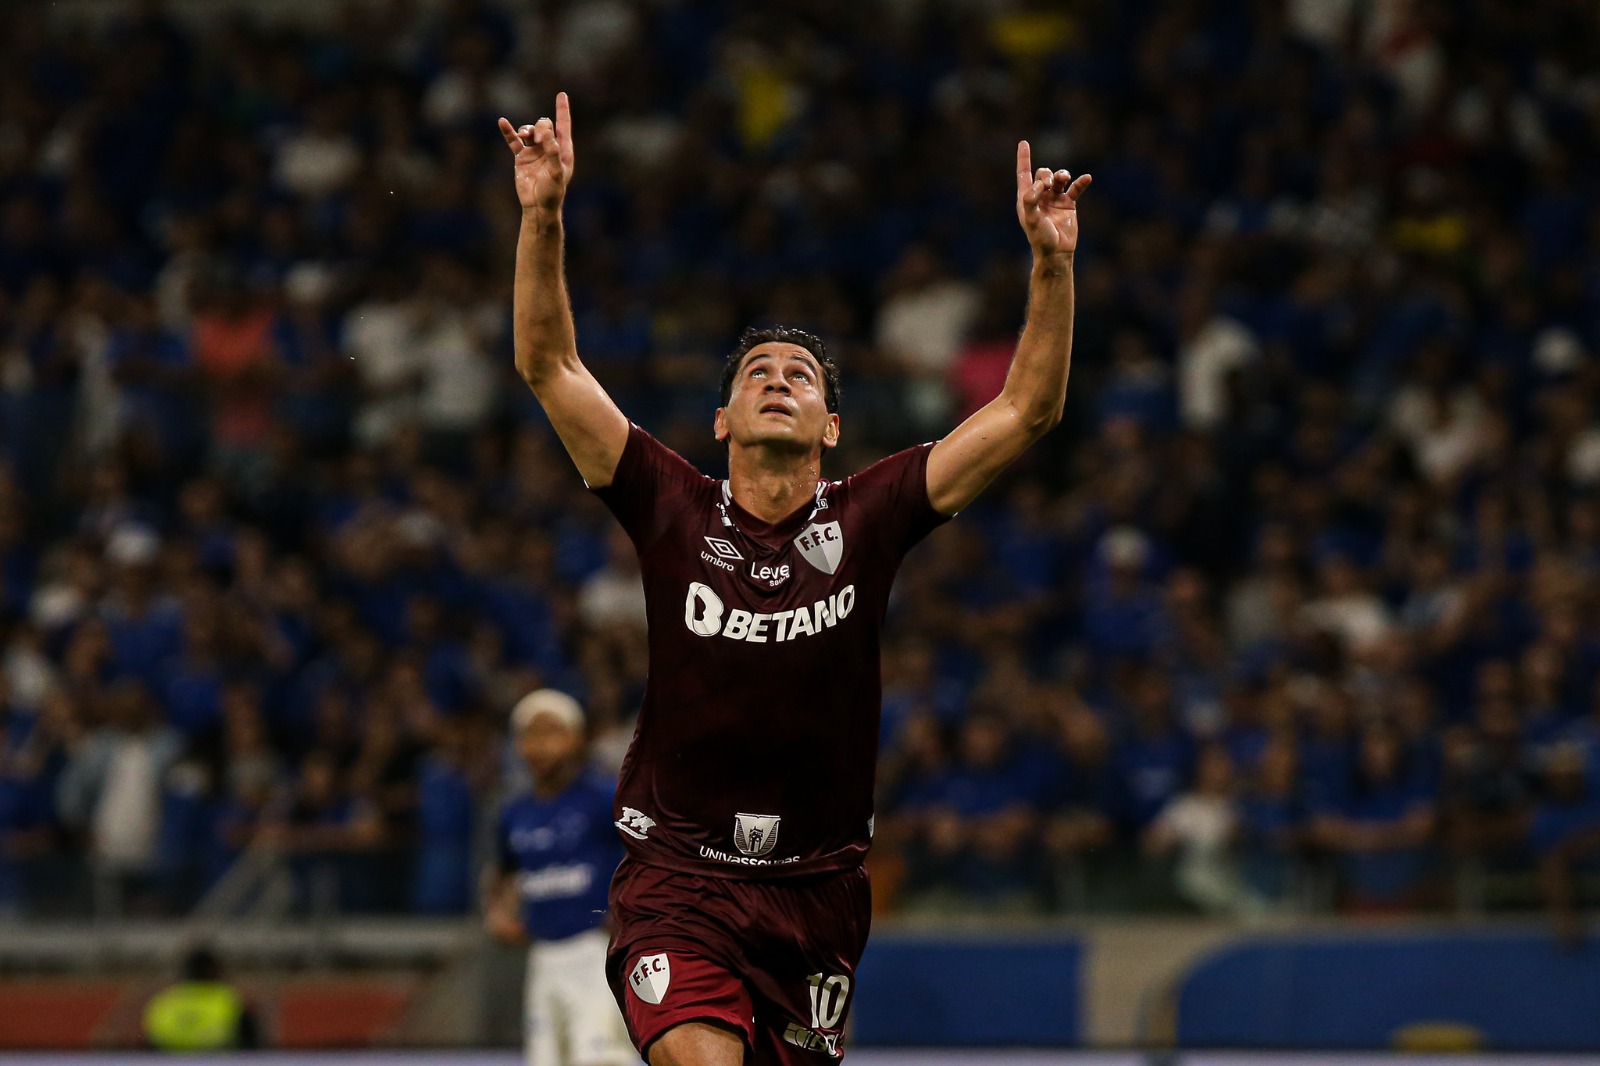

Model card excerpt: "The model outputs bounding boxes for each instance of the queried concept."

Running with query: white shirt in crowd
[1298,591,1393,652]
[1151,793,1267,918]
[93,736,162,871]
[875,279,980,381]
[1178,315,1258,431]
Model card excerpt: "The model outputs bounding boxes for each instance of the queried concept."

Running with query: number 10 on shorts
[805,972,850,1029]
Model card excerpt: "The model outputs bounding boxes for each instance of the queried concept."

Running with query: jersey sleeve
[845,442,950,558]
[591,423,710,547]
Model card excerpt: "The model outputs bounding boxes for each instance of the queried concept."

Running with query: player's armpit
[925,395,1058,515]
[523,361,631,488]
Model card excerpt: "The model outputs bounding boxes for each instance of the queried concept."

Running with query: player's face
[517,716,584,781]
[714,342,840,456]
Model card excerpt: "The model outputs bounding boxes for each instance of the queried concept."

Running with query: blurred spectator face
[107,681,156,733]
[1257,738,1298,795]
[89,462,127,503]
[1059,707,1109,767]
[1476,660,1517,707]
[1258,687,1296,732]
[1263,574,1304,627]
[108,539,162,602]
[1477,698,1520,747]
[386,659,431,717]
[1310,689,1351,740]
[222,683,263,735]
[898,711,945,767]
[299,752,339,806]
[1318,555,1362,598]
[1391,679,1437,738]
[1520,643,1563,705]
[1543,745,1587,803]
[885,245,940,293]
[341,630,383,679]
[1359,729,1402,784]
[900,641,936,686]
[958,717,1008,770]
[1568,500,1600,544]
[1166,568,1209,615]
[272,557,315,614]
[62,620,110,684]
[405,596,443,643]
[435,718,470,766]
[1411,543,1452,588]
[1254,524,1305,573]
[1131,673,1174,733]
[313,690,354,748]
[1196,745,1236,796]
[182,610,219,658]
[179,478,225,529]
[517,712,584,782]
[67,543,106,599]
[714,343,839,456]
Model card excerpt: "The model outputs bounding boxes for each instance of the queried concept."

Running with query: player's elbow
[516,361,545,392]
[516,355,561,394]
[1018,401,1063,438]
[999,389,1063,439]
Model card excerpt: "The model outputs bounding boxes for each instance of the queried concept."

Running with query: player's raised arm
[924,141,1091,515]
[498,93,629,488]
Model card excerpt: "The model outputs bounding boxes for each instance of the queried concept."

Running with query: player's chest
[648,488,874,645]
[675,498,861,600]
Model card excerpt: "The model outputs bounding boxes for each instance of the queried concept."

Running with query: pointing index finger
[556,92,573,150]
[1016,140,1032,192]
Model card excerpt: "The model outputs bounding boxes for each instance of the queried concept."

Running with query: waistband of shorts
[617,848,868,886]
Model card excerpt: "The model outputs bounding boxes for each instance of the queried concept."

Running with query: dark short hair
[719,326,840,414]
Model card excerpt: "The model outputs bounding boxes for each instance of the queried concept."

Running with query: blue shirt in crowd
[496,771,621,943]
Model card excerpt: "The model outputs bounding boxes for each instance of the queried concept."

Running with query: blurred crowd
[4,0,1600,921]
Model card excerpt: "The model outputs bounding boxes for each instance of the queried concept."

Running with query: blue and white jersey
[497,771,621,942]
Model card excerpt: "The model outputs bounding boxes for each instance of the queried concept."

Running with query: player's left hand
[1016,140,1091,259]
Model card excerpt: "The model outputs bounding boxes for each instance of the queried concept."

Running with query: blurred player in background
[498,92,1088,1065]
[486,689,633,1066]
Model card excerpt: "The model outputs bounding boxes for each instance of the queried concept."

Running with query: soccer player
[487,688,633,1066]
[497,93,1089,1066]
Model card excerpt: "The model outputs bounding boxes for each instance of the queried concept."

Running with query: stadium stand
[1,0,1599,933]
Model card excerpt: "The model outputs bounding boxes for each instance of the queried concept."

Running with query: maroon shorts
[605,856,872,1064]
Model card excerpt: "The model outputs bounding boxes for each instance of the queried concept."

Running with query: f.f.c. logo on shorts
[629,953,671,1005]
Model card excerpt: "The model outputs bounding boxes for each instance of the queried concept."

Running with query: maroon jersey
[593,424,947,879]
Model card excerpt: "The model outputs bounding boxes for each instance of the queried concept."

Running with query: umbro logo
[704,537,743,561]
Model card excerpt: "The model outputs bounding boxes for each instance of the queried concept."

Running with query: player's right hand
[498,92,574,214]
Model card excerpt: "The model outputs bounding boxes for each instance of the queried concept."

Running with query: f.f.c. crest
[794,521,844,575]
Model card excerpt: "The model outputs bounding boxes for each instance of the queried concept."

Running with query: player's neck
[727,445,820,524]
